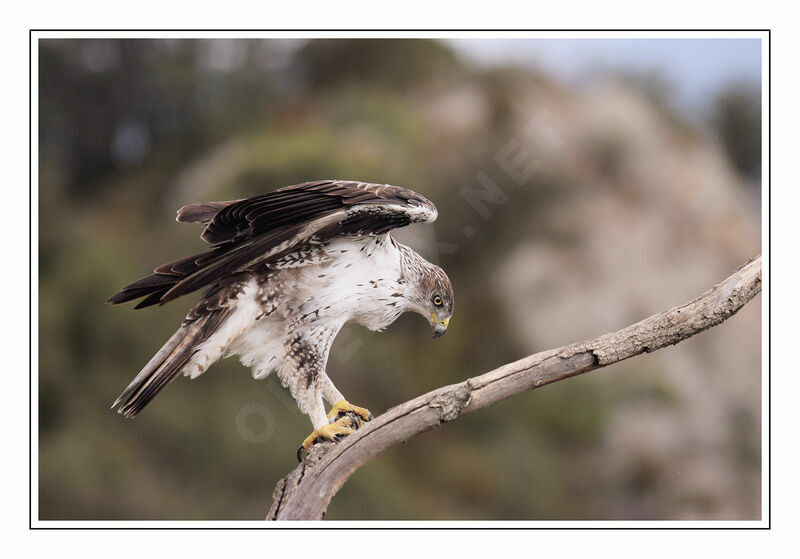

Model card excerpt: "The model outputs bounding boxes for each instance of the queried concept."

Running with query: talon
[327,400,373,426]
[297,417,355,461]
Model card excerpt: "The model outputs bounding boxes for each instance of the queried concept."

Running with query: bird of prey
[109,180,454,458]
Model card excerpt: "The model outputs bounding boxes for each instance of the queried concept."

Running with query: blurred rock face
[38,39,761,520]
[490,80,760,520]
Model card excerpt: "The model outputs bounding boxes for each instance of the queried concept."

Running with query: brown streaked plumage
[109,180,454,455]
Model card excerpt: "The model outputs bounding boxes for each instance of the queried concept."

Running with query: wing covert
[200,180,436,244]
[109,180,438,308]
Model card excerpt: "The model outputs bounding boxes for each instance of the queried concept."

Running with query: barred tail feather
[112,310,230,418]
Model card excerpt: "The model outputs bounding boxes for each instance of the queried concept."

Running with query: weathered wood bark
[267,255,762,520]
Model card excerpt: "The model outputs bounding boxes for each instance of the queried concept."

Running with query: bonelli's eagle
[109,180,454,458]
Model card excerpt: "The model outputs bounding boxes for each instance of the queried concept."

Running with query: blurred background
[38,37,762,521]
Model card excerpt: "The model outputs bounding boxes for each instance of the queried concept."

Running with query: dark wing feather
[112,307,232,418]
[108,180,437,308]
[176,200,242,225]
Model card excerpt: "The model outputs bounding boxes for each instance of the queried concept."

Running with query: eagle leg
[297,416,356,462]
[327,400,374,426]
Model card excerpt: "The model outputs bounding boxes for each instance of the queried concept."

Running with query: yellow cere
[431,309,449,326]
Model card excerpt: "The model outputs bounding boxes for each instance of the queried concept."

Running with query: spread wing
[108,180,437,309]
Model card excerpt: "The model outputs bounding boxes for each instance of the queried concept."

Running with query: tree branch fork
[267,255,762,520]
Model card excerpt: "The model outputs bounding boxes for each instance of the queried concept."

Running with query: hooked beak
[432,316,450,338]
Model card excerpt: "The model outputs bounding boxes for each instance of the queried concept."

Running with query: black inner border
[29,28,771,530]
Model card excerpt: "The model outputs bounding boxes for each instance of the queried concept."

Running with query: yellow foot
[327,400,374,426]
[297,417,355,462]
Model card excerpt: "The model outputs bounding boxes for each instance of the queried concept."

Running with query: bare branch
[267,255,762,520]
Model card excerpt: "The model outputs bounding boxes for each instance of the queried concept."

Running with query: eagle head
[410,262,454,338]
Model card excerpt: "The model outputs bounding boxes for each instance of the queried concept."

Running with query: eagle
[108,180,454,459]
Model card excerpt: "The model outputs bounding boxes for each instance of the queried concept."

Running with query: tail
[112,310,230,418]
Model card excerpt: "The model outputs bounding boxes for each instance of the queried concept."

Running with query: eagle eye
[433,295,443,307]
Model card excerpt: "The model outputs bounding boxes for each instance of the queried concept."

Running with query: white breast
[297,234,407,331]
[184,234,408,383]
